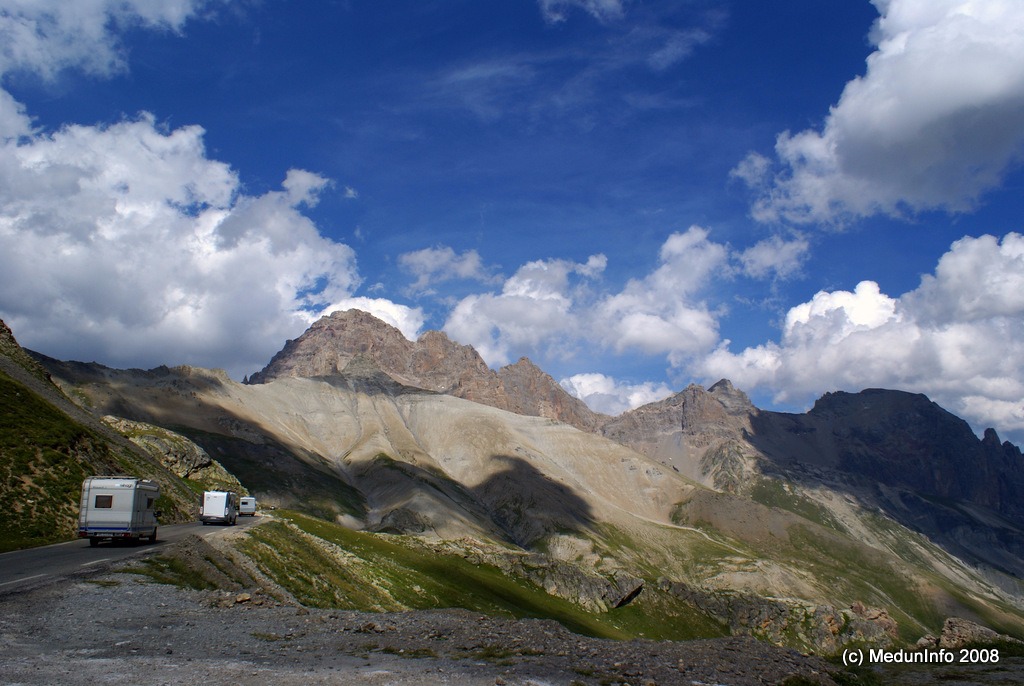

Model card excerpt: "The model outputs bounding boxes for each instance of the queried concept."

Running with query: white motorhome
[78,476,160,547]
[200,490,238,525]
[239,496,257,516]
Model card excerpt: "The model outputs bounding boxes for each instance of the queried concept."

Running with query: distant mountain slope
[247,309,606,431]
[605,380,1024,586]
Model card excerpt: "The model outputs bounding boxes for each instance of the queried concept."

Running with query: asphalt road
[0,516,261,596]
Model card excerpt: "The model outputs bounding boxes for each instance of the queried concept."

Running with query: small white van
[78,476,160,546]
[199,490,238,525]
[239,496,257,516]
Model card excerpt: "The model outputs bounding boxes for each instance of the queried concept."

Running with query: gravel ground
[3,564,1022,685]
[0,568,846,686]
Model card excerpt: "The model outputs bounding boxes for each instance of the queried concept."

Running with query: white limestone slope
[187,373,695,540]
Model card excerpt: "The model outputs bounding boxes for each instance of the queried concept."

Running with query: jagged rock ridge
[248,309,606,431]
[248,310,1024,580]
[607,380,1024,582]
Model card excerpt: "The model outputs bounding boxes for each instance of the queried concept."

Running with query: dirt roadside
[3,532,1020,685]
[0,537,842,686]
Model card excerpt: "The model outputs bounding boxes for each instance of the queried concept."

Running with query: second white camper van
[199,490,238,525]
[78,476,160,546]
[239,496,257,516]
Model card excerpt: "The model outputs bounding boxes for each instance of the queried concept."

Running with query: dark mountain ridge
[606,380,1024,583]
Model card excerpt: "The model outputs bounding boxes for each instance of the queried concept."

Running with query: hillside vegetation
[0,323,237,551]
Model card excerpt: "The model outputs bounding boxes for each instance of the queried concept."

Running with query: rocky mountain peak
[247,309,605,431]
[707,379,755,416]
[599,380,755,461]
[498,357,606,432]
[247,309,413,384]
[677,382,752,437]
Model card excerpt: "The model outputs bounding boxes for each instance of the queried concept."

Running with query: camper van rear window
[94,495,113,508]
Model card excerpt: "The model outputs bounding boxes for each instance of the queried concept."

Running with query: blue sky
[2,1,1024,442]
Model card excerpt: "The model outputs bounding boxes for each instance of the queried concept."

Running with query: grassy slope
[237,510,727,641]
[0,369,98,551]
[0,369,209,551]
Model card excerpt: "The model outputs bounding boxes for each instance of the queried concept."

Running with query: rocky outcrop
[500,554,644,613]
[247,309,605,431]
[103,416,213,477]
[658,579,897,655]
[102,415,242,491]
[915,617,1024,650]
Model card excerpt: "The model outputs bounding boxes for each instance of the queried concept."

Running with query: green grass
[748,477,842,531]
[124,555,219,590]
[238,510,727,641]
[0,371,101,551]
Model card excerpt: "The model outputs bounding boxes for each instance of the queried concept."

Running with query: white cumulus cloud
[0,0,453,380]
[737,234,810,280]
[398,246,497,294]
[0,0,217,80]
[0,113,361,378]
[441,228,739,378]
[595,226,726,365]
[0,0,375,379]
[737,0,1024,224]
[700,233,1024,439]
[443,255,605,366]
[560,372,673,416]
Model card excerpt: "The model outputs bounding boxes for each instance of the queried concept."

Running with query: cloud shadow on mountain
[470,454,596,548]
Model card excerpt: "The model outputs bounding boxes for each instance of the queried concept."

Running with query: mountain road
[0,516,262,596]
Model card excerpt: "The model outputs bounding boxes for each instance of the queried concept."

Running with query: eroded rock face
[102,415,240,490]
[247,309,605,431]
[601,381,761,492]
[937,617,1024,650]
[658,579,898,655]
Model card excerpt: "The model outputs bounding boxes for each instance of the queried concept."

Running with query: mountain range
[4,309,1024,654]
